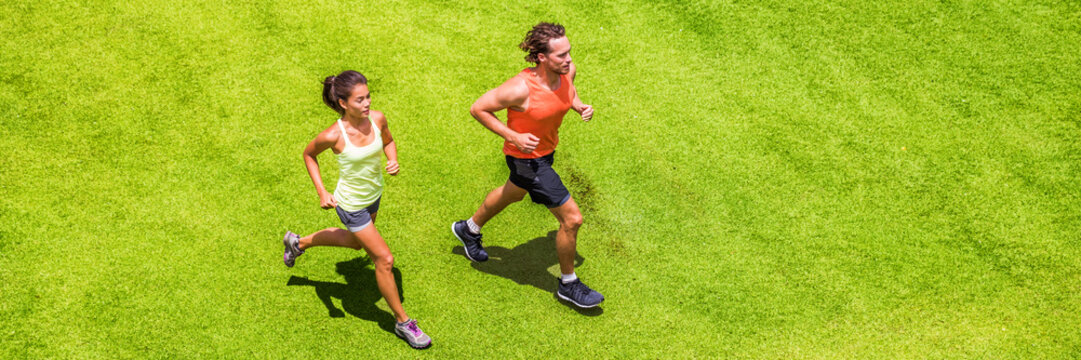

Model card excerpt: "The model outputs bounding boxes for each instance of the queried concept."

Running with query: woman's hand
[386,160,400,176]
[319,191,337,209]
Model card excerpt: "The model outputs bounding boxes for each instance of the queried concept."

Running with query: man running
[451,22,604,308]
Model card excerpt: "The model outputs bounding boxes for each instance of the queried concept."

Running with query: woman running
[282,70,431,349]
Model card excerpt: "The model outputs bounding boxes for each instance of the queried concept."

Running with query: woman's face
[338,84,371,119]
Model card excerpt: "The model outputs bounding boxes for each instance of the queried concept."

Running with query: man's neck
[532,65,561,91]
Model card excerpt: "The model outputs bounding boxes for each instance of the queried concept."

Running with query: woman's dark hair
[321,70,368,114]
[519,22,566,64]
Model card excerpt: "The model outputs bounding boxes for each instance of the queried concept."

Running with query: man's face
[539,36,571,75]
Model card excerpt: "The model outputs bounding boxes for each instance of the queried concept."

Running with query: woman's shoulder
[315,119,343,144]
[370,110,388,128]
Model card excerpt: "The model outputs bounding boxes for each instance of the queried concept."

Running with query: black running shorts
[506,152,571,208]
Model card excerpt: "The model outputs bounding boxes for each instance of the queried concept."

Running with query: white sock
[561,272,578,284]
[466,218,482,235]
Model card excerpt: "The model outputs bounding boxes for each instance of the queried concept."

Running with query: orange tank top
[503,68,576,159]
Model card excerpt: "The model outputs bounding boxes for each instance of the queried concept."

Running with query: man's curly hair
[519,22,566,64]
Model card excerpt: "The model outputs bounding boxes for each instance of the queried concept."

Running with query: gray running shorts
[335,197,381,232]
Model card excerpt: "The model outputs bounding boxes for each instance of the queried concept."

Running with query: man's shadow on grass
[453,230,603,316]
[286,257,404,334]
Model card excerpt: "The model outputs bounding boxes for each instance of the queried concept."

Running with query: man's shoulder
[496,73,531,103]
[501,68,530,86]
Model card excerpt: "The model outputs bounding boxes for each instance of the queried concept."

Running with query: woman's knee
[331,228,362,250]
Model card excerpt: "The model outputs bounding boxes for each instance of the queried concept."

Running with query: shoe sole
[283,232,295,268]
[451,222,482,262]
[557,291,602,309]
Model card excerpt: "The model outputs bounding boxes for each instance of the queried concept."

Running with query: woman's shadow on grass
[286,257,403,333]
[453,230,603,316]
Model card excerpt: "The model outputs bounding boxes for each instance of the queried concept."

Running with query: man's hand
[508,132,540,153]
[577,104,593,122]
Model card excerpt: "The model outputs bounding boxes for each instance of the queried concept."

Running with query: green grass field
[2,0,1080,358]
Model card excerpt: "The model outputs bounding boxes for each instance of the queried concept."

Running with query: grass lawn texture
[2,0,1080,358]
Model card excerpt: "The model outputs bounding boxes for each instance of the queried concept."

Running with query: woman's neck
[342,113,369,128]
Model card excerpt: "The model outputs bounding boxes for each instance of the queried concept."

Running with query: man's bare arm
[469,77,542,153]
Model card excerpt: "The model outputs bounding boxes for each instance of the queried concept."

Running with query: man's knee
[561,212,583,230]
[373,252,394,270]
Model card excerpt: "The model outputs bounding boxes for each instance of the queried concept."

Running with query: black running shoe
[451,220,488,262]
[557,279,604,308]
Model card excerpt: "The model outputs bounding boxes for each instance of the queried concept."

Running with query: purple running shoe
[395,319,432,349]
[283,231,304,267]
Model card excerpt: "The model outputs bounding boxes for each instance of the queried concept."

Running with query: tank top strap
[559,73,572,93]
[513,69,532,89]
[336,119,354,148]
[369,117,381,138]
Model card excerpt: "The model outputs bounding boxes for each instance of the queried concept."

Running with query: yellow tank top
[332,118,383,212]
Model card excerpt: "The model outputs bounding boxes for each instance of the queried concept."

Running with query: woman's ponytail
[320,71,368,115]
